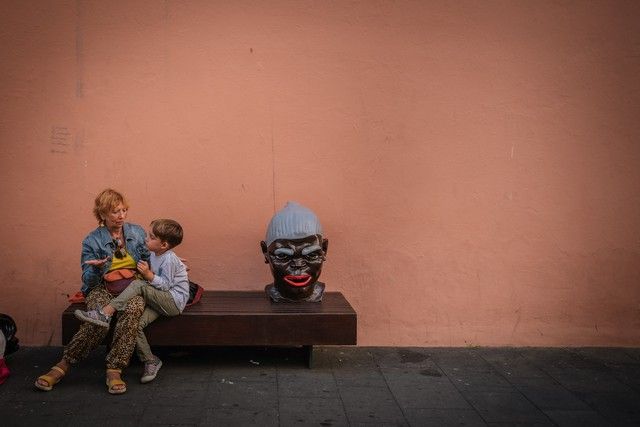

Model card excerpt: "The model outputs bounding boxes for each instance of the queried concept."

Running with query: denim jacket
[80,222,150,295]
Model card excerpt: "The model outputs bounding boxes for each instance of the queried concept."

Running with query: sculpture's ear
[322,238,328,256]
[260,241,269,263]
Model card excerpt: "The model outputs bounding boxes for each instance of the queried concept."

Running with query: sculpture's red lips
[284,274,312,287]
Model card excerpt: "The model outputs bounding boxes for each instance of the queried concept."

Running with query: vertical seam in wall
[271,111,276,212]
[75,0,84,98]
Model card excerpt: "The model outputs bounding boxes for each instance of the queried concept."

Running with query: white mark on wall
[510,145,515,159]
[50,126,71,154]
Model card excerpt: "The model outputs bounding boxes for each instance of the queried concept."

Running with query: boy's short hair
[151,219,183,248]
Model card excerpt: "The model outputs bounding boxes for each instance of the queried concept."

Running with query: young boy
[75,219,189,383]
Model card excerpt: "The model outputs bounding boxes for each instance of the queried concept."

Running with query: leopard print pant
[63,285,145,369]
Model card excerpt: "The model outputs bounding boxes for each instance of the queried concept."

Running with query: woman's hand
[84,257,110,267]
[137,260,154,282]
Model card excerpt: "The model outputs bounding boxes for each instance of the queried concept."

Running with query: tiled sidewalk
[2,346,640,426]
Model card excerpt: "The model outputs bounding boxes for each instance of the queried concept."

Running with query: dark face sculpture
[261,234,328,300]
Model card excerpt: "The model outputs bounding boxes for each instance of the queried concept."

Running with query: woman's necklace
[109,227,126,258]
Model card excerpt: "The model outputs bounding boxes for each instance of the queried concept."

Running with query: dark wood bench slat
[62,290,357,349]
[184,292,355,314]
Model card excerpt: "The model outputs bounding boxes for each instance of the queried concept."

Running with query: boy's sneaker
[74,308,110,328]
[141,358,162,384]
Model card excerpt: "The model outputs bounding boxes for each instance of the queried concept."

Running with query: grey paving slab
[205,381,278,409]
[608,363,640,391]
[445,367,516,392]
[202,406,279,427]
[573,347,640,366]
[404,408,487,427]
[6,400,80,427]
[509,376,591,411]
[622,348,640,362]
[14,380,103,403]
[542,409,611,427]
[464,391,553,424]
[380,365,449,386]
[338,385,406,424]
[147,366,215,384]
[544,366,635,394]
[210,367,277,384]
[485,423,554,426]
[333,368,389,388]
[370,347,435,368]
[578,391,640,426]
[278,396,349,426]
[4,346,640,426]
[69,416,142,427]
[140,403,206,425]
[72,397,148,416]
[519,348,602,370]
[378,362,448,385]
[277,370,339,398]
[349,423,409,427]
[478,348,550,379]
[425,348,492,370]
[319,346,378,368]
[385,376,471,409]
[148,379,210,404]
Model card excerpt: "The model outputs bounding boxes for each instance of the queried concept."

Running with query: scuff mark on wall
[50,126,71,154]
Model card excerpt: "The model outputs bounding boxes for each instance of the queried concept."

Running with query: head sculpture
[262,201,328,302]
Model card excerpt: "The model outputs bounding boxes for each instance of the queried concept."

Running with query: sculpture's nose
[291,257,306,275]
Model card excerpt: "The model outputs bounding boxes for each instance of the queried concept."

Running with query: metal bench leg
[303,345,314,368]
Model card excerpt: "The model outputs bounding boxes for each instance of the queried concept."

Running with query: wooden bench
[62,290,357,367]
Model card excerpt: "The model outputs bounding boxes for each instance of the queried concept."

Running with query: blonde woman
[35,189,149,394]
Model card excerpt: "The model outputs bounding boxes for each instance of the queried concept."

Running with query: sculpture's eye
[305,252,321,261]
[273,253,291,261]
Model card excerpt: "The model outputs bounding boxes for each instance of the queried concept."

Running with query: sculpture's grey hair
[265,201,323,246]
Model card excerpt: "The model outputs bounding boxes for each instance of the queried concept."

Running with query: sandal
[35,365,66,391]
[106,368,127,395]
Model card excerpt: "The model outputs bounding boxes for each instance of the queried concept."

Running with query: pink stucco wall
[1,1,639,346]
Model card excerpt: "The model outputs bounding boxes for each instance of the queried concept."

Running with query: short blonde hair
[93,189,129,225]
